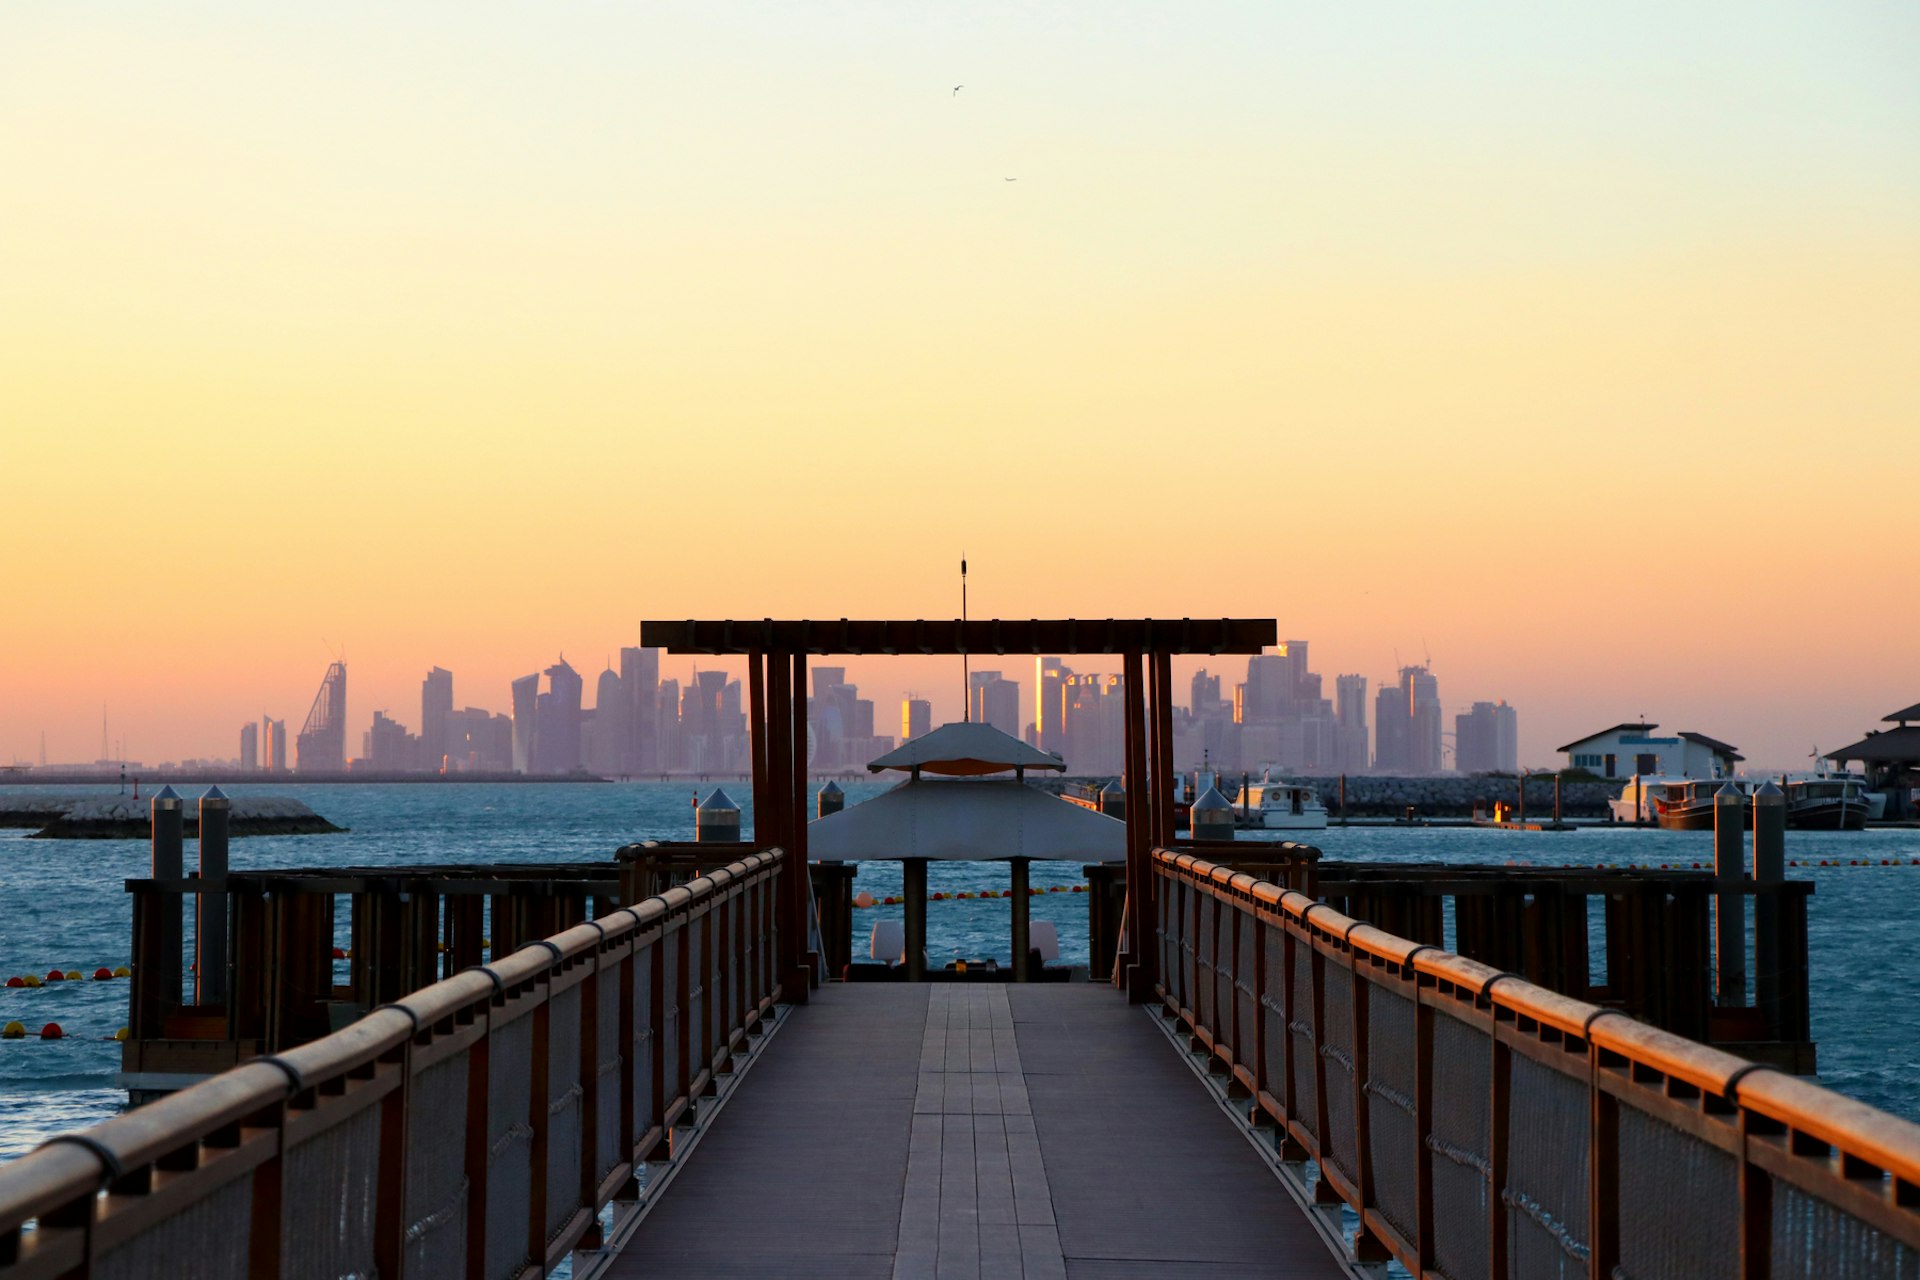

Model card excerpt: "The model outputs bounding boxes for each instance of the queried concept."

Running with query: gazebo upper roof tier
[640,617,1276,656]
[868,721,1064,776]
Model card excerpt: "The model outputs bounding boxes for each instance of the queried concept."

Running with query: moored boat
[1649,777,1753,831]
[1781,770,1873,830]
[1233,770,1329,831]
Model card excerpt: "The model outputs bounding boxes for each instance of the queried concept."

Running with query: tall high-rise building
[1455,701,1519,774]
[620,646,661,773]
[510,674,540,773]
[1036,657,1070,756]
[421,667,453,774]
[1334,675,1369,774]
[529,658,584,774]
[446,707,514,772]
[295,661,347,773]
[261,717,287,772]
[970,672,1021,740]
[1373,665,1443,773]
[238,722,259,772]
[365,711,420,772]
[587,664,627,775]
[902,697,931,742]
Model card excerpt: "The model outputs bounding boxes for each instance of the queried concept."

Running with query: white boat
[1233,770,1329,831]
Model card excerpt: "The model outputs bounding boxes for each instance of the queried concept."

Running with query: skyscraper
[510,673,540,773]
[1335,675,1369,774]
[902,697,931,742]
[238,722,258,772]
[620,646,660,773]
[1036,657,1069,755]
[1373,665,1442,773]
[588,664,627,775]
[421,667,453,774]
[262,717,287,772]
[970,672,1021,740]
[295,661,347,773]
[1455,700,1519,774]
[533,658,584,774]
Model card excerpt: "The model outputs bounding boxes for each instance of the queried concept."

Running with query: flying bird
[953,85,964,95]
[1004,177,1017,182]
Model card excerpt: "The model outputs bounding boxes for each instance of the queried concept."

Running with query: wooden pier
[1,619,1916,1277]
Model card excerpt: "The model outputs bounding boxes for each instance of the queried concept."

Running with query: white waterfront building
[1558,723,1743,780]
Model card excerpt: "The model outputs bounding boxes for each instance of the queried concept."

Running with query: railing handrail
[0,846,787,1276]
[1151,845,1920,1272]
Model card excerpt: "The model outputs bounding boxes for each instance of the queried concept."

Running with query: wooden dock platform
[614,983,1347,1279]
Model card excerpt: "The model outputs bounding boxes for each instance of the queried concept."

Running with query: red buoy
[45,969,65,982]
[40,1023,63,1040]
[4,977,22,989]
[331,947,347,960]
[93,967,114,981]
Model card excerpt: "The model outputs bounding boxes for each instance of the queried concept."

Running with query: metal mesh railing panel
[595,961,624,1185]
[633,942,658,1136]
[403,1051,471,1279]
[1232,910,1256,1069]
[544,983,584,1243]
[1365,985,1418,1243]
[1321,968,1358,1183]
[280,1099,380,1280]
[1771,1183,1920,1280]
[1429,1011,1492,1280]
[661,933,682,1105]
[1171,879,1191,1008]
[1195,892,1218,1033]
[1614,1106,1738,1280]
[95,1170,250,1280]
[1288,936,1318,1142]
[687,914,708,1072]
[1214,905,1237,1054]
[485,1011,535,1279]
[1259,922,1287,1106]
[1503,1052,1591,1278]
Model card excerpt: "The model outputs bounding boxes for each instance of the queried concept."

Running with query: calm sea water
[2,782,1916,1160]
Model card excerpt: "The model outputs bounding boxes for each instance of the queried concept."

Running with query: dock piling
[149,785,185,1013]
[197,786,230,1005]
[1712,783,1746,1004]
[1752,781,1787,1032]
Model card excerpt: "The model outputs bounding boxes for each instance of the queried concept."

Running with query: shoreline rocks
[5,794,346,840]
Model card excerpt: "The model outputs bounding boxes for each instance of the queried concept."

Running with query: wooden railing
[1153,848,1920,1279]
[0,848,784,1279]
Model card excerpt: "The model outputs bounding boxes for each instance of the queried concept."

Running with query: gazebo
[810,721,1124,978]
[639,617,1276,1002]
[1829,700,1920,820]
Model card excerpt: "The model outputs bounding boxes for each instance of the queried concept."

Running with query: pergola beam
[643,618,1275,657]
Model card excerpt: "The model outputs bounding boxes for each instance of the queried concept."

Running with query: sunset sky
[3,3,1916,771]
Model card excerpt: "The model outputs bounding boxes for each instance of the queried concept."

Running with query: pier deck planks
[609,983,1344,1279]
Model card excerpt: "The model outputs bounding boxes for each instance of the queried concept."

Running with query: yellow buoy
[113,1027,130,1042]
[21,975,42,989]
[112,965,132,978]
[64,970,82,981]
[1,1022,23,1040]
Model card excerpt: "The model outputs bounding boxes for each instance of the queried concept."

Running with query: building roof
[1828,725,1920,764]
[1677,732,1744,762]
[1556,723,1658,753]
[806,777,1125,861]
[1883,701,1920,724]
[867,721,1065,776]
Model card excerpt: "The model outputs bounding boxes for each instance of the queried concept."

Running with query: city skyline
[9,629,1865,777]
[3,6,1914,775]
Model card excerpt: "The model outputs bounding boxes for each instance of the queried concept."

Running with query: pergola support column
[1010,857,1031,981]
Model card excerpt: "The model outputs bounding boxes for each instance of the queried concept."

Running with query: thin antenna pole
[961,556,969,721]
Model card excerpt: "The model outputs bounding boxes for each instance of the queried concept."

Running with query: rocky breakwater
[8,794,347,839]
[1307,775,1616,819]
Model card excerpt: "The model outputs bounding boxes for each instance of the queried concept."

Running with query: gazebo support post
[1121,650,1150,1002]
[1010,857,1031,982]
[749,654,768,846]
[1152,653,1175,852]
[903,859,928,982]
[792,651,815,989]
[768,651,807,1003]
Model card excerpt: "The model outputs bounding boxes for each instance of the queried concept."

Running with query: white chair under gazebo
[811,721,1124,978]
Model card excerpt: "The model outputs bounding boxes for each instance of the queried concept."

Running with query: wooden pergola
[641,617,1277,1000]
